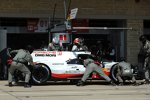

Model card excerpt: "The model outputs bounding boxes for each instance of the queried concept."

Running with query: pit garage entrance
[72,19,127,61]
[144,20,150,39]
[2,18,127,61]
[7,33,49,50]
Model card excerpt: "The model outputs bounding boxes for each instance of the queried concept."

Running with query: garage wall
[0,0,149,19]
[0,0,149,64]
[126,19,143,64]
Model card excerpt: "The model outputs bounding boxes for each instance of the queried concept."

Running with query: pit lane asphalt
[0,80,150,100]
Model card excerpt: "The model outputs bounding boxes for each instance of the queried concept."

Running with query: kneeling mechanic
[76,56,116,86]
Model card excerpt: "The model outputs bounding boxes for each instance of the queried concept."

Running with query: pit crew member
[72,37,88,51]
[76,55,116,86]
[139,35,150,84]
[116,57,137,86]
[7,45,35,88]
[48,37,63,51]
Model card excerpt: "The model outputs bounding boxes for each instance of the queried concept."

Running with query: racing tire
[110,64,118,82]
[31,63,51,84]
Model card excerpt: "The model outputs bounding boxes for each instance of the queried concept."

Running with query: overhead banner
[72,19,89,33]
[27,18,48,32]
[27,19,38,32]
[69,8,78,20]
[35,19,48,32]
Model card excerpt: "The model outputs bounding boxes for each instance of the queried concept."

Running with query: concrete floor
[0,80,150,100]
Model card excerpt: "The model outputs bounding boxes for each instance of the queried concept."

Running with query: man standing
[105,41,115,61]
[139,35,150,84]
[8,45,35,88]
[72,38,81,51]
[0,48,11,80]
[76,56,116,86]
[72,37,88,51]
[48,37,63,51]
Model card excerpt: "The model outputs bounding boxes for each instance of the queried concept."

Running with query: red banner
[27,19,39,32]
[72,19,89,33]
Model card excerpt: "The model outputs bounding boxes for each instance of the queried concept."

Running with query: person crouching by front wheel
[76,56,116,86]
[7,45,35,88]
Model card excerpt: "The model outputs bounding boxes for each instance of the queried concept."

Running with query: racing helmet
[79,37,84,45]
[73,38,80,44]
[52,37,60,44]
[139,35,146,43]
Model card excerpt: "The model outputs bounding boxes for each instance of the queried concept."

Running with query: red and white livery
[31,51,118,84]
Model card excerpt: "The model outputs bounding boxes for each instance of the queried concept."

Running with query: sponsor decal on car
[52,63,64,65]
[35,54,56,57]
[33,51,57,57]
[31,51,118,83]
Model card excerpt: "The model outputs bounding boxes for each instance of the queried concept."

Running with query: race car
[31,50,118,84]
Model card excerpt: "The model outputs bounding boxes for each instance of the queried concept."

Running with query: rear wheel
[31,64,50,84]
[110,64,118,82]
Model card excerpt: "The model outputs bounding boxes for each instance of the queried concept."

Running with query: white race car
[31,51,118,84]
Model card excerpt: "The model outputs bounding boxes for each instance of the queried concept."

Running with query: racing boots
[8,82,13,87]
[132,81,139,86]
[76,80,85,86]
[24,83,31,88]
[110,80,117,86]
[118,82,124,86]
[143,80,150,84]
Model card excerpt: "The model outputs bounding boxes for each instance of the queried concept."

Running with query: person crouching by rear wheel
[116,57,138,86]
[7,45,35,88]
[76,55,116,86]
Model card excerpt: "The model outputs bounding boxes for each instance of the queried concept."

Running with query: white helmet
[52,37,59,44]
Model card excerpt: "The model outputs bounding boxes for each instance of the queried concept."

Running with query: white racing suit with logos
[48,43,63,51]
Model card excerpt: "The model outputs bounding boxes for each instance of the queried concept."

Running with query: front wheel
[31,64,50,84]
